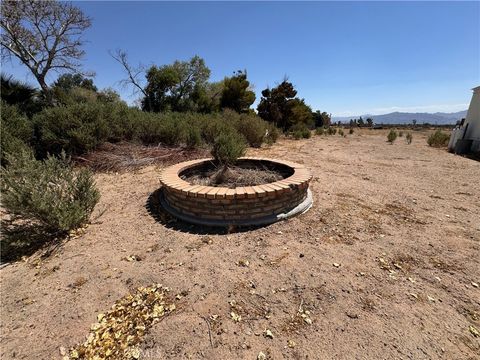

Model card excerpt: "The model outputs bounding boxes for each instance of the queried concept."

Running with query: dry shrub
[1,151,99,233]
[387,129,397,143]
[406,132,413,144]
[427,129,450,147]
[75,142,209,173]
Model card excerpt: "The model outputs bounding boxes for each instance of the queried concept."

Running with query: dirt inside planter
[180,160,293,188]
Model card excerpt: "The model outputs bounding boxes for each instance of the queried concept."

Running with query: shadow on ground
[0,219,66,264]
[461,151,480,162]
[146,188,266,235]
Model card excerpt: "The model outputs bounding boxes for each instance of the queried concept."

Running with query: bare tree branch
[0,0,92,100]
[109,49,148,98]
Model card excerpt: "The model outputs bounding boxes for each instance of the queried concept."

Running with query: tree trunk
[36,75,52,104]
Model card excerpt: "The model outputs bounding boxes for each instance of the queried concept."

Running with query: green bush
[338,129,344,136]
[137,112,187,146]
[291,124,311,139]
[406,132,413,144]
[33,102,110,156]
[1,103,33,166]
[104,103,138,142]
[211,130,246,165]
[427,129,450,147]
[387,129,398,144]
[349,128,354,135]
[28,101,279,158]
[197,113,228,145]
[315,127,325,136]
[235,114,268,148]
[265,123,280,145]
[326,127,337,135]
[185,123,202,149]
[1,151,100,233]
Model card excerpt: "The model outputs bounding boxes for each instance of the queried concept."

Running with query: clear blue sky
[3,1,479,116]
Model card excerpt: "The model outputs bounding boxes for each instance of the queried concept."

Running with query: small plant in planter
[210,130,247,184]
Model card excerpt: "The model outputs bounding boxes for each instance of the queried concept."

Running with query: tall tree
[257,80,297,130]
[191,80,224,113]
[142,56,210,112]
[220,70,255,113]
[312,110,331,127]
[289,98,314,129]
[0,0,92,102]
[257,80,316,131]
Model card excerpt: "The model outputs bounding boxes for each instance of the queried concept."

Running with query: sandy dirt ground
[1,129,479,359]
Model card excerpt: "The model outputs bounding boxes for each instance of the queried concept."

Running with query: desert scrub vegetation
[315,126,344,137]
[427,129,450,147]
[349,128,354,135]
[291,123,311,139]
[1,151,100,234]
[387,129,398,144]
[0,103,33,166]
[327,127,337,136]
[406,132,413,144]
[4,101,275,159]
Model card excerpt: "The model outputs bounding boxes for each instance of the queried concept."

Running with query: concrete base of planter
[158,188,313,227]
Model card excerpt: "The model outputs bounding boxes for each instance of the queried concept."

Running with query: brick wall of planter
[159,157,312,223]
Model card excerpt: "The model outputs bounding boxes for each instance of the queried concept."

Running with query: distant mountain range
[333,110,468,125]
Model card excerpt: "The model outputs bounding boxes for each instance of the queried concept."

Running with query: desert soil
[1,129,479,359]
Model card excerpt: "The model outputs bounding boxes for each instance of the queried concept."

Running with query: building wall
[465,86,480,143]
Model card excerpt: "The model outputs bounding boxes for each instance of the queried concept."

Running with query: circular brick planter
[158,157,313,227]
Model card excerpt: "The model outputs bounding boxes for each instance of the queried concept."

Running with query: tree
[1,1,92,102]
[52,73,97,92]
[357,116,365,127]
[257,80,315,131]
[288,98,314,129]
[366,117,373,127]
[220,70,255,113]
[142,55,211,112]
[191,80,224,113]
[257,80,297,130]
[313,110,331,127]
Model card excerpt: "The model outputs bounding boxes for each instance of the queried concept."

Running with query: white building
[449,86,480,153]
